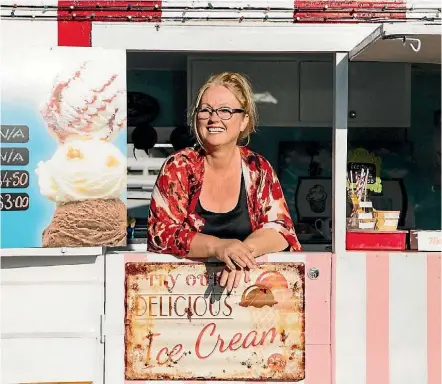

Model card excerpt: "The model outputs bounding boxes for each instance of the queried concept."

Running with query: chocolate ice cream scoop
[42,198,126,248]
[239,285,278,308]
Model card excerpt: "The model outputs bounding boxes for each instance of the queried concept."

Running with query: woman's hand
[212,239,256,270]
[218,266,251,293]
[243,228,289,259]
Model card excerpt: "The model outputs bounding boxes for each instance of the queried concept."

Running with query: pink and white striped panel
[333,252,441,384]
[123,251,441,383]
[124,252,332,384]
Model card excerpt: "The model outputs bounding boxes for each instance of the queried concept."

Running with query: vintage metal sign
[125,262,305,381]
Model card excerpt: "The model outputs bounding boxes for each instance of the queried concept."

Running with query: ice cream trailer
[1,1,441,384]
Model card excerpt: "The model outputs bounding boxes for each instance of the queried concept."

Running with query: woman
[147,72,301,292]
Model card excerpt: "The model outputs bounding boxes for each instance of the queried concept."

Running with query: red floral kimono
[147,146,301,256]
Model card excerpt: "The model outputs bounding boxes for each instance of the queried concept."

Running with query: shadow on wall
[1,255,99,269]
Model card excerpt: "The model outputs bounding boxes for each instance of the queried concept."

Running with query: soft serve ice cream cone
[36,139,126,247]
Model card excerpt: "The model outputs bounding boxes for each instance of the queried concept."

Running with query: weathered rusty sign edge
[124,376,305,381]
[124,261,306,269]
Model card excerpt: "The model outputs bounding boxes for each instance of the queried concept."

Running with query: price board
[0,170,30,189]
[0,125,31,213]
[0,193,30,211]
[0,125,29,143]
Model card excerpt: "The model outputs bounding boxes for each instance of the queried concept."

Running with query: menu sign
[347,147,382,193]
[347,162,376,184]
[125,263,305,381]
[0,47,127,248]
[1,125,30,212]
[1,125,30,143]
[0,170,30,189]
[0,147,29,165]
[0,192,30,212]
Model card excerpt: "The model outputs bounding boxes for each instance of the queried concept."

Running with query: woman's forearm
[243,228,289,258]
[187,233,222,259]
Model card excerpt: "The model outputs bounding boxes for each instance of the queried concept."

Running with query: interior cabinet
[189,59,299,127]
[299,61,411,127]
[189,58,411,128]
[299,61,333,124]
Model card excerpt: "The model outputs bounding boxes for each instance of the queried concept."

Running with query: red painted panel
[294,1,406,22]
[58,1,162,47]
[346,230,407,251]
[58,1,92,46]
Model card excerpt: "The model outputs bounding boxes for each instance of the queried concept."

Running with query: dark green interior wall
[409,67,441,229]
[127,67,441,229]
[251,68,441,229]
[249,127,332,167]
[127,70,187,127]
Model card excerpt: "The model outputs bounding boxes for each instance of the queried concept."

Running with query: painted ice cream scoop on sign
[41,60,126,143]
[37,58,127,247]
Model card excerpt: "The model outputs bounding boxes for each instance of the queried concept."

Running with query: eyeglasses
[196,107,245,121]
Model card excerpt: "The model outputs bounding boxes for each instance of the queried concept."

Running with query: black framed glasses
[196,107,245,121]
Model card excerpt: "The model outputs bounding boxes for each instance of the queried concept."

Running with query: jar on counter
[358,192,375,229]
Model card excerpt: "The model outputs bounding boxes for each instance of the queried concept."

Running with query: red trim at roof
[57,1,162,47]
[294,1,406,22]
[58,1,92,46]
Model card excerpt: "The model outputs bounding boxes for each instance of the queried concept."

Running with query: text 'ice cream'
[41,60,126,143]
[36,139,126,203]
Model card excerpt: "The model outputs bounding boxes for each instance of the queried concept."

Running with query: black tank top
[195,174,253,241]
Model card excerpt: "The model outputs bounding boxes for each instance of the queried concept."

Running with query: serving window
[125,52,441,253]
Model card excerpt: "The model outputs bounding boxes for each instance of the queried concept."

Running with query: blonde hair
[188,72,258,148]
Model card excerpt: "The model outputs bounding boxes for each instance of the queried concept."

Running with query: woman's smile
[207,126,226,134]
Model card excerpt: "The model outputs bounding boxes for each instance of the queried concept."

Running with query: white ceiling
[352,34,441,64]
[351,23,441,64]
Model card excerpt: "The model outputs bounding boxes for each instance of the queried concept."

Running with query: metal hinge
[100,314,106,344]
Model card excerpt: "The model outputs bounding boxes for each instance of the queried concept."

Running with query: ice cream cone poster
[125,262,305,381]
[0,47,127,248]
